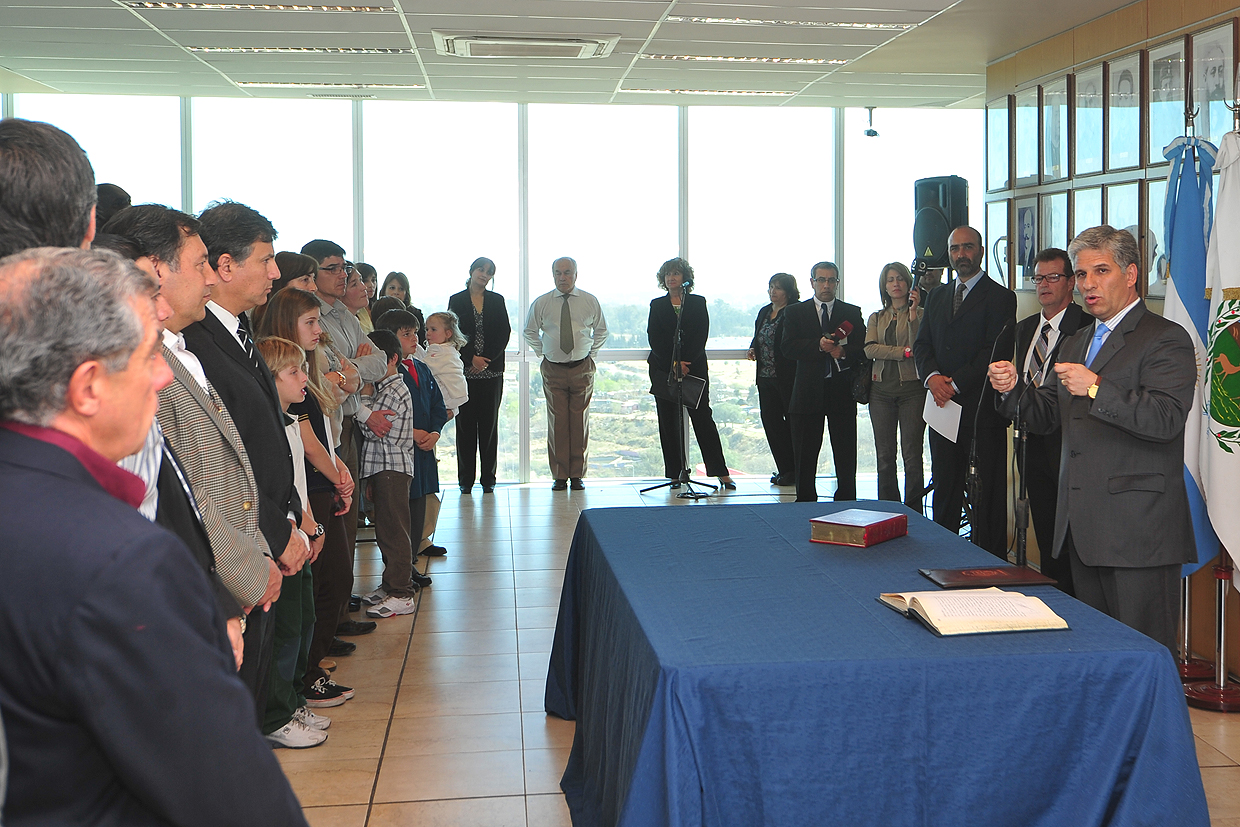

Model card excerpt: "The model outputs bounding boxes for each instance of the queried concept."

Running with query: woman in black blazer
[447,256,511,493]
[647,257,734,489]
[746,272,798,486]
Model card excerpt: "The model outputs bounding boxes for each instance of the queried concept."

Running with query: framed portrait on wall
[986,200,1010,286]
[1015,196,1038,290]
[1145,178,1169,297]
[1042,77,1069,181]
[1073,187,1103,239]
[1193,23,1235,147]
[987,97,1011,192]
[1148,40,1186,164]
[1040,191,1069,252]
[1075,64,1104,176]
[1015,87,1039,185]
[1108,53,1141,170]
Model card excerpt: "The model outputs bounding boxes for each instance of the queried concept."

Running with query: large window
[191,98,352,254]
[362,101,518,318]
[528,103,678,348]
[688,107,836,348]
[14,94,182,210]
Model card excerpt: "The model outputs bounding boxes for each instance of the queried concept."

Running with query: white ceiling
[0,0,1135,107]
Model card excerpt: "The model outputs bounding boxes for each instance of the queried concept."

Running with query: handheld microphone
[828,320,854,342]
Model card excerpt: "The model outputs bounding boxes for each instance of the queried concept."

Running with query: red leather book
[809,509,908,547]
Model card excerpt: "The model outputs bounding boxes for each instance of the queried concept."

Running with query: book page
[879,587,1001,614]
[911,592,1067,635]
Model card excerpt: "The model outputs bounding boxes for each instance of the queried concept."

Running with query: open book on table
[878,587,1069,637]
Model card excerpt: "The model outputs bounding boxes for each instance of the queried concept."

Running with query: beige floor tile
[515,587,564,609]
[280,757,378,807]
[1191,707,1240,763]
[524,746,573,795]
[526,793,573,827]
[401,652,520,686]
[331,657,407,689]
[345,634,413,661]
[418,587,516,612]
[367,796,526,827]
[374,750,526,802]
[393,678,522,719]
[408,629,518,657]
[520,679,549,713]
[517,627,555,654]
[512,553,570,572]
[365,614,417,636]
[427,554,517,574]
[1201,766,1240,819]
[516,605,560,629]
[276,717,389,765]
[414,607,517,633]
[302,805,369,827]
[522,711,575,751]
[322,696,401,723]
[518,651,551,679]
[513,569,565,591]
[384,712,524,756]
[421,571,516,592]
[1197,736,1237,768]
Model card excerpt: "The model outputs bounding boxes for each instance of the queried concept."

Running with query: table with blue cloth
[545,501,1208,827]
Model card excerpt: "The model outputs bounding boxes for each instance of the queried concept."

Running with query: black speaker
[913,175,968,268]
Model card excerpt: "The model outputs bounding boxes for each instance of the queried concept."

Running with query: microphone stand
[641,285,716,500]
[964,318,1011,554]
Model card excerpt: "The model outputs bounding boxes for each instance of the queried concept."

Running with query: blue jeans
[867,381,925,508]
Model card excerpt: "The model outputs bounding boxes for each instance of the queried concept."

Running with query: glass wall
[11,92,983,485]
[14,94,182,210]
[191,97,353,253]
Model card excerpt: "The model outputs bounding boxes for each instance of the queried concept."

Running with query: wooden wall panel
[1147,0,1186,38]
[987,57,1017,99]
[1074,2,1149,64]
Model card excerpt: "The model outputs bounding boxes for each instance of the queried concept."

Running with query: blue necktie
[1085,322,1110,368]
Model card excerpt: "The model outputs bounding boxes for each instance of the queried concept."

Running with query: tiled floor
[276,478,1240,826]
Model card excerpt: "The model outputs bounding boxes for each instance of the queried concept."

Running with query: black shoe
[770,473,780,484]
[336,619,377,636]
[460,485,472,494]
[410,569,432,588]
[327,637,356,657]
[552,479,568,491]
[419,544,448,557]
[669,481,681,489]
[570,478,585,490]
[773,474,794,486]
[482,485,494,493]
[348,595,362,613]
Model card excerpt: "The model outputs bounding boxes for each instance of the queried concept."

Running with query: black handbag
[852,359,873,405]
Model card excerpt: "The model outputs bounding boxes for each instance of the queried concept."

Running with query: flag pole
[1186,545,1240,710]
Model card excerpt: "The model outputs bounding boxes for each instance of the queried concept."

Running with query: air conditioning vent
[432,31,619,59]
[310,93,375,98]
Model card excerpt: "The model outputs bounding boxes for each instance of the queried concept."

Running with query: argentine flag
[1161,135,1219,576]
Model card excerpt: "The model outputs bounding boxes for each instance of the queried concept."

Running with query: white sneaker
[293,705,331,731]
[366,594,417,618]
[360,587,388,606]
[265,718,328,749]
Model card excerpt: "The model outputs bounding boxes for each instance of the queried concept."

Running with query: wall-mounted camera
[864,106,879,138]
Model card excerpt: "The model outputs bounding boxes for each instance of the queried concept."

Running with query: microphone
[966,319,1013,515]
[828,320,853,342]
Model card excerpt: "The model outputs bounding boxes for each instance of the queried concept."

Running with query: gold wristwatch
[1087,382,1099,399]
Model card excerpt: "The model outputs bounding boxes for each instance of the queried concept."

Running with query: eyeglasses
[1030,273,1071,284]
[811,276,839,285]
[320,263,355,275]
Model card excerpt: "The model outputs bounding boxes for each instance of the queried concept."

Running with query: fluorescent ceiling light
[190,46,411,54]
[641,54,845,66]
[123,2,392,11]
[236,81,422,88]
[621,88,794,97]
[432,31,619,59]
[665,16,913,31]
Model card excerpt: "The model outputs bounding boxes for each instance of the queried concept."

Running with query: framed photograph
[1014,87,1039,185]
[1106,183,1141,269]
[1149,40,1186,164]
[1073,187,1103,239]
[1014,196,1038,290]
[1193,23,1235,147]
[1042,78,1069,181]
[1108,53,1141,170]
[986,200,1010,286]
[987,97,1011,191]
[1144,178,1169,297]
[1041,192,1069,253]
[1075,64,1104,176]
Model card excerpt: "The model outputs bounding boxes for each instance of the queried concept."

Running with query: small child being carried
[416,310,469,417]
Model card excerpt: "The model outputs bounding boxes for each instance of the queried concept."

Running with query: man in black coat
[914,226,1016,557]
[1002,248,1087,593]
[781,261,866,502]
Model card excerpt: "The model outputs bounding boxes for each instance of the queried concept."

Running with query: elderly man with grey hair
[0,248,308,825]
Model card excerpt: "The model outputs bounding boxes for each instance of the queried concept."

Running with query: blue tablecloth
[546,502,1208,827]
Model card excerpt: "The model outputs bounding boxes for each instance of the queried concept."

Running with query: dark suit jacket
[749,303,796,398]
[182,309,299,558]
[449,289,511,374]
[1002,300,1198,567]
[780,297,866,415]
[913,273,1017,431]
[0,427,307,826]
[1003,302,1089,449]
[648,293,712,382]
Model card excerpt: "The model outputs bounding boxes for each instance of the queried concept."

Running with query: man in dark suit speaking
[914,226,1016,556]
[999,247,1088,594]
[989,225,1197,652]
[781,261,866,502]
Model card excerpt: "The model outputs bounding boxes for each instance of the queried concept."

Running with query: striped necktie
[1029,322,1052,385]
[952,281,966,317]
[236,314,260,371]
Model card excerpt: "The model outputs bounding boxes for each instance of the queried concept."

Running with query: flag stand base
[1185,559,1240,712]
[1179,576,1215,681]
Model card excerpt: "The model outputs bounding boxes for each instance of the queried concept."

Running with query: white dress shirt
[523,287,609,362]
